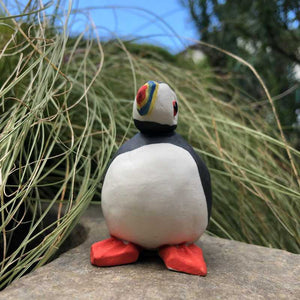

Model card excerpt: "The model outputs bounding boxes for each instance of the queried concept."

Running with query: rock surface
[1,205,299,300]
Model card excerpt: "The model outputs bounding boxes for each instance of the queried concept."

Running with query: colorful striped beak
[136,81,159,116]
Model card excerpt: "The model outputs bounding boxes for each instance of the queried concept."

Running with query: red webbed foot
[159,243,207,276]
[90,237,140,267]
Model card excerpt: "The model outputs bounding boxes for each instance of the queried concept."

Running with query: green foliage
[0,0,299,289]
[123,42,177,63]
[181,0,300,139]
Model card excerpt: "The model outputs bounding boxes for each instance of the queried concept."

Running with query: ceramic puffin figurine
[91,81,212,276]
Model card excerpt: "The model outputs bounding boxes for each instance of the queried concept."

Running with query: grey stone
[1,205,299,300]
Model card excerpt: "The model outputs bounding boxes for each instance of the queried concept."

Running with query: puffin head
[133,81,178,134]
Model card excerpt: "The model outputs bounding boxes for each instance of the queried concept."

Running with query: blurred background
[0,0,299,289]
[5,0,300,144]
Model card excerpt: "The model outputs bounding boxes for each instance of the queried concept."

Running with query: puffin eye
[173,100,178,116]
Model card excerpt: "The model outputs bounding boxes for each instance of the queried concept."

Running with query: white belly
[101,143,208,249]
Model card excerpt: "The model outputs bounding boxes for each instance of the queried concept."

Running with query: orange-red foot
[90,237,140,267]
[159,243,207,276]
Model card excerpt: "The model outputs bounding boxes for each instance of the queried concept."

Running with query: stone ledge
[1,205,299,300]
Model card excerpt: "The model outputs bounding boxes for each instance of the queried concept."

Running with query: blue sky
[68,0,199,53]
[7,0,199,53]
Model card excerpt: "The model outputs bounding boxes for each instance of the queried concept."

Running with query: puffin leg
[90,236,140,267]
[158,243,207,276]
